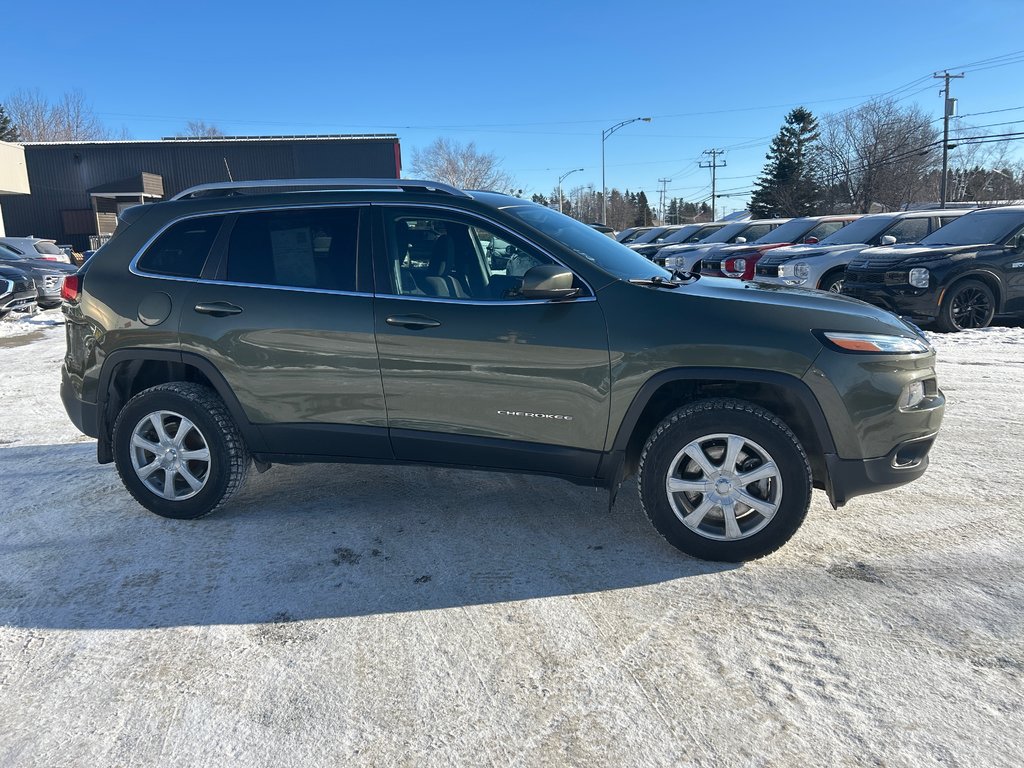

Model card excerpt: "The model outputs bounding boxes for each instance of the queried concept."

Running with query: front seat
[419,235,468,298]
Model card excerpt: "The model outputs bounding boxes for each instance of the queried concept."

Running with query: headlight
[723,257,746,276]
[908,268,929,288]
[819,331,930,354]
[899,380,926,409]
[779,262,809,282]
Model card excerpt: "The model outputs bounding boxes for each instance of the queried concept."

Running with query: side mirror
[1013,235,1024,253]
[881,235,898,246]
[519,265,580,300]
[734,237,747,244]
[804,236,819,245]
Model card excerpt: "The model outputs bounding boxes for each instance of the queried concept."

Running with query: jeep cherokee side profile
[61,179,945,562]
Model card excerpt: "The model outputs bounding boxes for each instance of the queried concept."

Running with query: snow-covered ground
[1,311,1022,767]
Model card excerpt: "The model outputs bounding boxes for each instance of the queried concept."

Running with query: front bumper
[842,278,941,320]
[0,288,37,314]
[825,433,937,506]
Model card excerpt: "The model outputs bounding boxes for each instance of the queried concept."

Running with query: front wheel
[936,279,995,332]
[819,269,845,294]
[638,399,812,562]
[112,382,251,519]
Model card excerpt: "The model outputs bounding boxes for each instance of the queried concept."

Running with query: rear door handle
[194,301,243,317]
[385,314,441,329]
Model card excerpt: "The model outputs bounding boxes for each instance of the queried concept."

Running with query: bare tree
[408,138,517,191]
[5,88,113,141]
[820,98,939,212]
[181,120,225,138]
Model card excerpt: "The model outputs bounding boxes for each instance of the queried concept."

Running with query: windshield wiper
[629,276,680,289]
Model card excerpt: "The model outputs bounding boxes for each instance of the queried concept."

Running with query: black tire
[936,279,995,332]
[819,269,845,294]
[112,382,250,519]
[638,398,812,562]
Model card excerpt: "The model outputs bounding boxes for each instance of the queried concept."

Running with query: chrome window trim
[0,279,12,298]
[372,201,597,302]
[127,201,597,306]
[128,203,369,294]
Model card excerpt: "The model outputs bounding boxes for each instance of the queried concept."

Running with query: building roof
[21,134,399,147]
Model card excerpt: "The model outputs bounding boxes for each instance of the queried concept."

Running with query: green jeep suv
[60,179,944,561]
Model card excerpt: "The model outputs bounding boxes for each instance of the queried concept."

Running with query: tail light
[60,274,80,302]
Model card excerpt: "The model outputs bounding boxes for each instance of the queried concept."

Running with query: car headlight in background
[818,331,931,354]
[723,257,746,276]
[908,268,929,288]
[779,262,809,284]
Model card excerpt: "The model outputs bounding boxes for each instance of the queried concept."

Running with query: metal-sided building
[0,134,401,251]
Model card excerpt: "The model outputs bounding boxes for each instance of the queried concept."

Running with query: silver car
[752,210,968,293]
[656,219,788,272]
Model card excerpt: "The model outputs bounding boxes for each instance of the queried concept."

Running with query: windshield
[754,218,823,244]
[701,221,756,243]
[817,216,894,245]
[920,209,1024,246]
[630,226,670,244]
[33,241,63,255]
[661,224,720,245]
[500,202,671,281]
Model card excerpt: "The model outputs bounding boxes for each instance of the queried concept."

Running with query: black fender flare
[95,349,266,456]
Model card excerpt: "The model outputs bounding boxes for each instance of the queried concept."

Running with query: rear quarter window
[136,217,224,278]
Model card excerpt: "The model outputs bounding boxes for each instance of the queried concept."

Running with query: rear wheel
[936,279,995,332]
[638,398,812,562]
[112,382,250,519]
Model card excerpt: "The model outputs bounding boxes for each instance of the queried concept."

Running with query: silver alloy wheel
[130,410,211,501]
[665,432,783,541]
[827,277,844,293]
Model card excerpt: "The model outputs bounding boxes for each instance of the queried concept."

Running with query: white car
[656,219,787,272]
[752,210,968,293]
[0,236,72,264]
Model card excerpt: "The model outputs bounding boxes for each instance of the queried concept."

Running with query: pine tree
[750,107,822,218]
[0,104,19,142]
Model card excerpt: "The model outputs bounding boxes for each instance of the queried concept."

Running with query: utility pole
[658,178,671,224]
[934,70,964,209]
[700,149,726,220]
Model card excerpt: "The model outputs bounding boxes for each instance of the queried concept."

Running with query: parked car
[60,178,944,562]
[843,205,1024,331]
[587,223,616,238]
[616,226,653,244]
[753,210,968,293]
[656,219,789,272]
[701,215,861,281]
[630,222,726,260]
[0,264,36,318]
[0,236,72,264]
[626,225,674,246]
[0,243,78,309]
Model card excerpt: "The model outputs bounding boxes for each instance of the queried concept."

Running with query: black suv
[61,179,945,562]
[843,206,1024,331]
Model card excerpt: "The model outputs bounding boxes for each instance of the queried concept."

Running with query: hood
[766,242,867,260]
[644,276,923,338]
[847,243,979,270]
[658,242,719,255]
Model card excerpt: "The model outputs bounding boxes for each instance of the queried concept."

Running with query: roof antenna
[223,157,233,182]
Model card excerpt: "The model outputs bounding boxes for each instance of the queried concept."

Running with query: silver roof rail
[170,178,471,201]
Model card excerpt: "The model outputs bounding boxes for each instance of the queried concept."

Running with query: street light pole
[601,117,651,225]
[557,167,584,214]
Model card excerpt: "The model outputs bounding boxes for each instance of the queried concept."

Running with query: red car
[700,215,861,280]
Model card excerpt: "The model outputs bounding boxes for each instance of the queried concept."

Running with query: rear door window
[224,208,362,292]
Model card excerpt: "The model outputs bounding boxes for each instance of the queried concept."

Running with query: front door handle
[385,314,441,330]
[194,301,243,317]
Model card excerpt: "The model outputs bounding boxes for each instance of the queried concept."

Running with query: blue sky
[6,0,1024,214]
